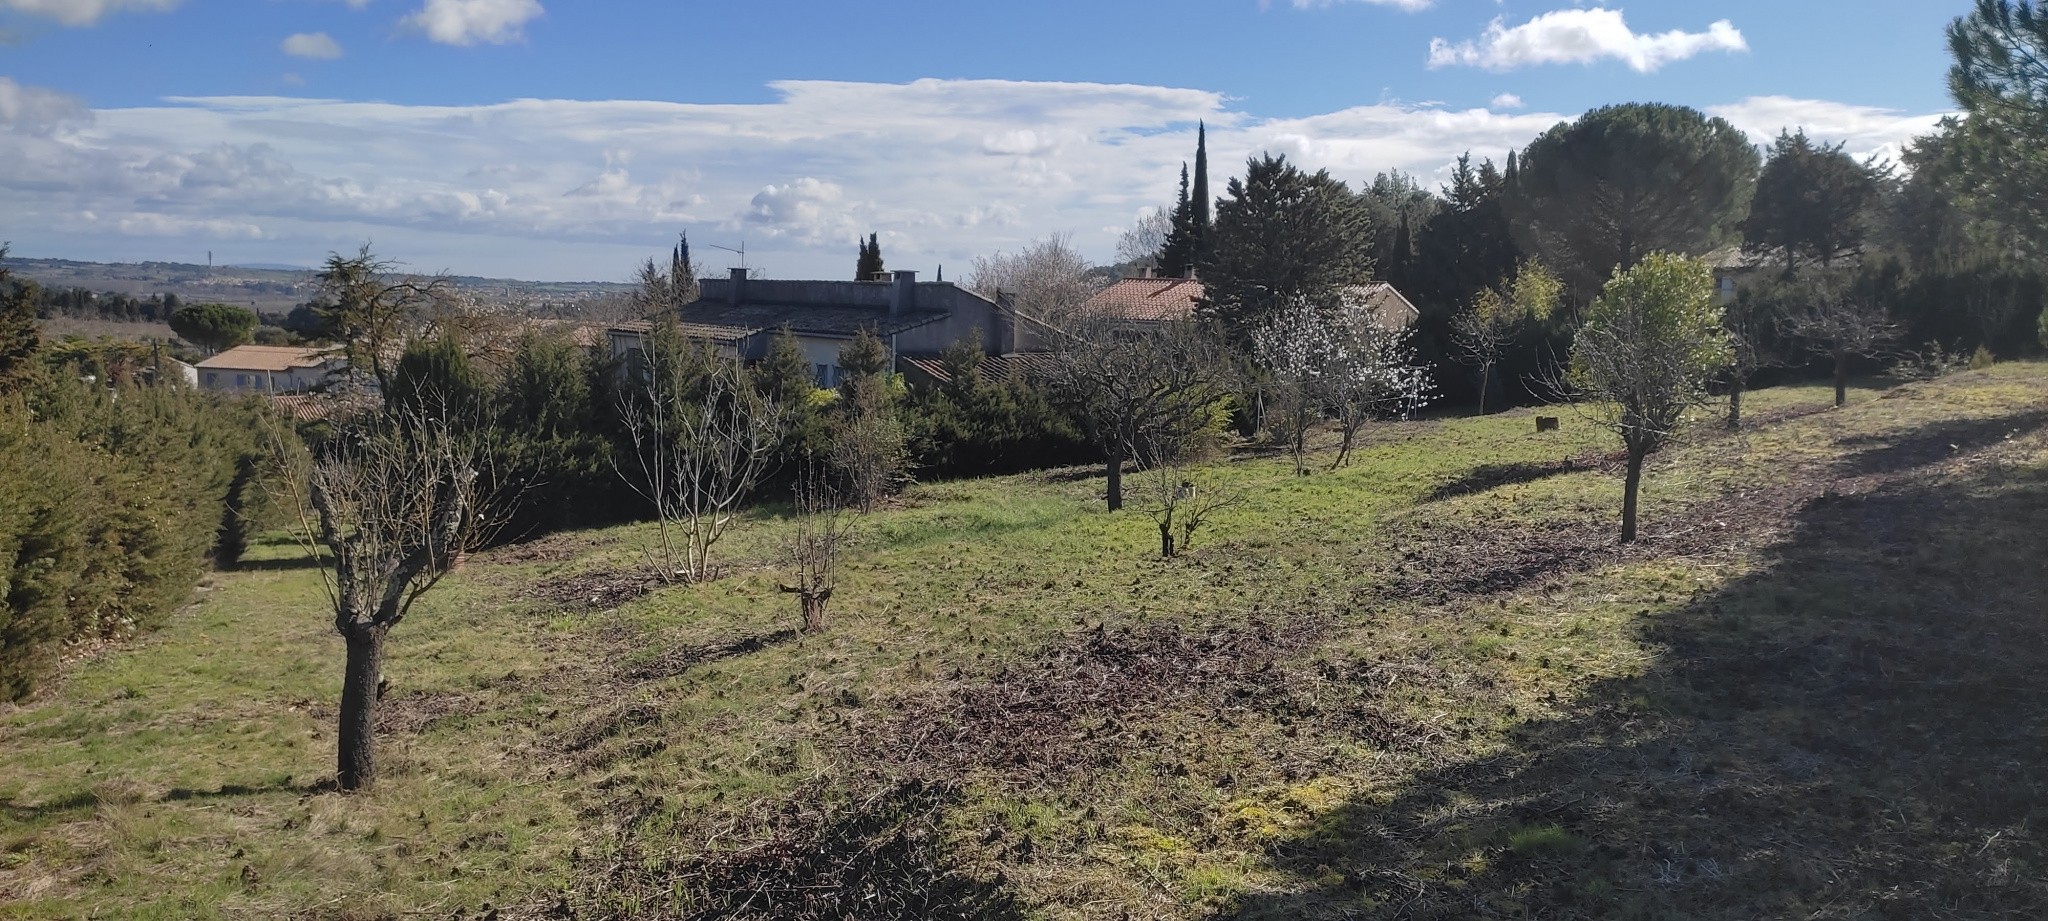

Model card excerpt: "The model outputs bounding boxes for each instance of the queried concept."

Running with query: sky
[0,0,1966,282]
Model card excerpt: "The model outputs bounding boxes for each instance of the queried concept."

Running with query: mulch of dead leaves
[529,568,664,613]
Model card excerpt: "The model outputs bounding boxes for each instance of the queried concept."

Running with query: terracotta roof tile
[1078,278,1204,322]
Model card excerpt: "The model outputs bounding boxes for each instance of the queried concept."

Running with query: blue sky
[0,0,1965,281]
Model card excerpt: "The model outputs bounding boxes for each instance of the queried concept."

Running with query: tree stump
[1536,416,1560,433]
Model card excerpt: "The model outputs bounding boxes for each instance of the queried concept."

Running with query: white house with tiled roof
[194,345,346,394]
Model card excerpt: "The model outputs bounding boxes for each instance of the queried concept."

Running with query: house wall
[197,361,341,393]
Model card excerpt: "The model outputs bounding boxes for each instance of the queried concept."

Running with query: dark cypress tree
[856,233,885,281]
[1388,212,1413,290]
[1158,164,1197,277]
[670,232,699,304]
[1191,121,1212,262]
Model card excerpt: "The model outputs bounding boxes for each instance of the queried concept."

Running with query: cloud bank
[0,78,1944,280]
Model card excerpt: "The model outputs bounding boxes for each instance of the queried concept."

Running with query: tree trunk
[1620,448,1646,544]
[1727,379,1745,429]
[1105,443,1125,511]
[1833,351,1848,407]
[800,592,829,633]
[1477,364,1490,415]
[1159,519,1175,558]
[337,626,387,792]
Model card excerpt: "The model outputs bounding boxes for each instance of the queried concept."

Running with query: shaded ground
[1226,416,2048,919]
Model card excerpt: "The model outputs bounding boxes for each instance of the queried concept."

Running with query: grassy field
[4,365,2046,919]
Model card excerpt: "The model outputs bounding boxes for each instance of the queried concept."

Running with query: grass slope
[4,367,2046,919]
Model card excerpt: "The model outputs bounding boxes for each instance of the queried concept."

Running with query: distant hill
[6,256,636,315]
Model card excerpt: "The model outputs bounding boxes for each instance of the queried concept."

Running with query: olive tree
[1567,253,1730,543]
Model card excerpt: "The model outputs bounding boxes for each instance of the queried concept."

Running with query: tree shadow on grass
[1833,409,2048,478]
[4,776,315,823]
[227,553,327,572]
[1222,466,2048,919]
[1425,459,1588,502]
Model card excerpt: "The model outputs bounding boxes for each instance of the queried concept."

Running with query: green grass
[4,367,2047,919]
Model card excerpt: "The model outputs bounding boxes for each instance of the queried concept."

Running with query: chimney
[727,267,747,307]
[890,269,917,316]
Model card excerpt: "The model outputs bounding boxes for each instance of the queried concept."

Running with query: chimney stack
[890,269,917,316]
[728,267,748,307]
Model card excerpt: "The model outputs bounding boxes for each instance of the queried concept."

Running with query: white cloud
[1707,96,1952,164]
[1491,93,1524,110]
[0,77,91,136]
[0,78,1947,281]
[281,32,343,59]
[401,0,542,46]
[1429,9,1747,73]
[0,0,178,26]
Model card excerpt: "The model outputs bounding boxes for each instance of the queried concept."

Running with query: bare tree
[1451,261,1561,414]
[286,396,510,791]
[780,465,852,632]
[1722,289,1788,428]
[1563,253,1730,543]
[1141,464,1243,558]
[1115,207,1174,272]
[1046,316,1231,511]
[615,321,782,583]
[1783,277,1895,407]
[966,233,1103,329]
[315,245,450,394]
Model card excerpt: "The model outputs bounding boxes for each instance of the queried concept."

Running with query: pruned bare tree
[781,464,853,632]
[1046,315,1232,511]
[615,320,782,583]
[1141,465,1243,558]
[283,395,513,791]
[1562,253,1730,543]
[1722,288,1790,428]
[1783,277,1896,407]
[966,233,1103,330]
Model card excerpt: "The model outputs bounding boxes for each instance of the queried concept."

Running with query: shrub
[0,374,263,699]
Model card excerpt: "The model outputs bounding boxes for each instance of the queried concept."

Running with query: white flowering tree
[1253,301,1434,472]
